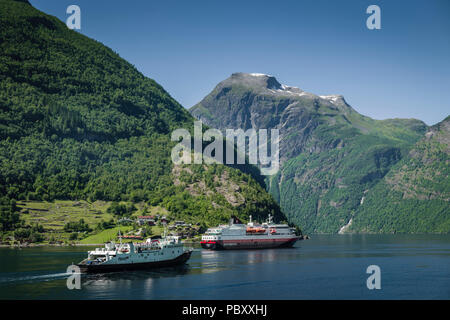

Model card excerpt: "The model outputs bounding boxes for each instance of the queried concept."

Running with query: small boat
[77,235,192,273]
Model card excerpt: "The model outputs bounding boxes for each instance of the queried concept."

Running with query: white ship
[77,235,192,273]
[201,215,299,250]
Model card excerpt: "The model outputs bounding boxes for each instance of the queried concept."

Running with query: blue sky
[30,0,450,125]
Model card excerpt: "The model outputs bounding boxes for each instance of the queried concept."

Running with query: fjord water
[0,235,449,300]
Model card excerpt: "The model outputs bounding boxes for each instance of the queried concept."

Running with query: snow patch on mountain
[320,95,341,103]
[249,73,271,77]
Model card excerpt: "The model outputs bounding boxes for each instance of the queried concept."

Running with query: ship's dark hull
[77,251,192,273]
[201,237,299,250]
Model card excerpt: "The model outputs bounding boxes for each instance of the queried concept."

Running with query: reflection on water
[81,264,190,289]
[0,234,449,299]
[81,265,189,297]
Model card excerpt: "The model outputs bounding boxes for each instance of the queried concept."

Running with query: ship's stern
[200,240,222,250]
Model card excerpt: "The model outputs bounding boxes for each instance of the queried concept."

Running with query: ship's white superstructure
[77,235,192,273]
[201,215,299,250]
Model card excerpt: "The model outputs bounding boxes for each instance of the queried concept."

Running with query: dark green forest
[0,0,285,238]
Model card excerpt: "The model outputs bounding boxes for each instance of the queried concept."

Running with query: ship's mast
[162,220,167,238]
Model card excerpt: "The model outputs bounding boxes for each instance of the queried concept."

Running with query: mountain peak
[319,94,347,106]
[226,73,314,99]
[229,72,283,90]
[224,73,350,104]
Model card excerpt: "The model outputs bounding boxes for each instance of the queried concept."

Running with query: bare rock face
[191,73,360,164]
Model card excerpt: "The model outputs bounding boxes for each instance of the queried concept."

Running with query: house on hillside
[137,216,155,226]
[160,216,168,225]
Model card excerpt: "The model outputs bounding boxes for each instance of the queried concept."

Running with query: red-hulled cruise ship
[200,215,300,250]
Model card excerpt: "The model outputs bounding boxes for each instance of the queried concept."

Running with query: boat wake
[0,272,70,285]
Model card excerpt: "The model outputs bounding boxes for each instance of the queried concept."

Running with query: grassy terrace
[13,200,171,244]
[80,226,134,244]
[18,200,115,230]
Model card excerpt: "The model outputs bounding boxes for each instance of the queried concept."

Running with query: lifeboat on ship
[246,227,266,234]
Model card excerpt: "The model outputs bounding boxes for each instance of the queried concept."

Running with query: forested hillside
[0,0,285,241]
[349,116,450,233]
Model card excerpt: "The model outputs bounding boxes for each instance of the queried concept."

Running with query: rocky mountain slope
[190,73,448,233]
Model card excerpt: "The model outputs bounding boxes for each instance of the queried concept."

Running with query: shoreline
[0,236,307,248]
[0,241,201,248]
[0,243,102,248]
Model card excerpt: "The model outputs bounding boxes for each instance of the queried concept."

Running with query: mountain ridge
[190,72,448,234]
[191,73,426,163]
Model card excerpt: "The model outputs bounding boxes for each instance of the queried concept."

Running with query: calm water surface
[0,235,449,299]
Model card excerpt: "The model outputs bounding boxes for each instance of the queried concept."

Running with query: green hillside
[349,116,450,233]
[0,0,285,243]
